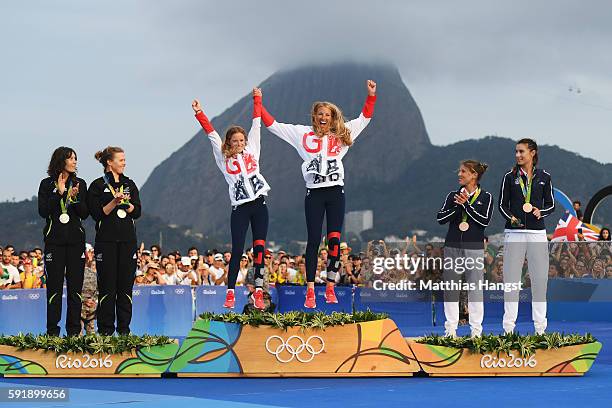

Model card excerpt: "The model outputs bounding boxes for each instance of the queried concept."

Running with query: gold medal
[523,203,533,213]
[117,209,127,219]
[459,221,470,232]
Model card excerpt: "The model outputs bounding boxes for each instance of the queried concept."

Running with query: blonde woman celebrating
[262,80,377,308]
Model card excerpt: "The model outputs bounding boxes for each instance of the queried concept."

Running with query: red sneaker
[251,288,265,310]
[304,287,316,309]
[223,290,235,309]
[325,285,338,304]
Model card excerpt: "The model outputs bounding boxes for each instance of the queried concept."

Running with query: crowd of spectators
[2,233,611,333]
[2,227,610,293]
[0,246,46,290]
[132,242,365,290]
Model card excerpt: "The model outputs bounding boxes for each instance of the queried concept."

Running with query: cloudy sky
[1,0,611,201]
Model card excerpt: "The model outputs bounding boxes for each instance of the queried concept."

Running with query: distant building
[345,210,374,239]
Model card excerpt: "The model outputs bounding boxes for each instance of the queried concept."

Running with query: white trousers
[443,247,484,337]
[502,231,549,334]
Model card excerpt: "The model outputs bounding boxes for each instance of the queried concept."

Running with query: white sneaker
[444,330,457,338]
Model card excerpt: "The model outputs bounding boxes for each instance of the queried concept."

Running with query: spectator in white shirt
[236,254,249,286]
[163,263,182,285]
[1,249,22,289]
[178,256,198,285]
[209,253,228,285]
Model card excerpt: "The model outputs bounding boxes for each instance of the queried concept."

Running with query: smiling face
[229,131,246,154]
[107,152,126,174]
[64,151,77,173]
[458,164,477,188]
[515,143,536,168]
[315,106,333,134]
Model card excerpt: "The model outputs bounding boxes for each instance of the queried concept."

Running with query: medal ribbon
[461,188,481,224]
[55,180,73,216]
[518,169,533,204]
[103,175,128,205]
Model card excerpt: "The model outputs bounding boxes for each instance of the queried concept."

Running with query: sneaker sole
[250,295,265,310]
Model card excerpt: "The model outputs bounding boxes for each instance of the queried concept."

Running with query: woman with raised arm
[192,88,269,310]
[437,160,492,337]
[498,138,555,334]
[87,147,141,335]
[38,147,88,336]
[261,80,377,308]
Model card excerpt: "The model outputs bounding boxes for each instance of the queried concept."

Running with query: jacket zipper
[45,219,53,236]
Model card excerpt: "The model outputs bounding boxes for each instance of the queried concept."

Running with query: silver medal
[59,213,70,224]
[117,209,127,219]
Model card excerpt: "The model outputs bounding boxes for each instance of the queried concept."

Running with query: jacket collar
[104,171,127,184]
[518,166,538,178]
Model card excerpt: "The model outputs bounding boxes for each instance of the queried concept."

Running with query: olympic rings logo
[175,288,185,295]
[28,293,40,300]
[265,335,325,363]
[132,290,141,296]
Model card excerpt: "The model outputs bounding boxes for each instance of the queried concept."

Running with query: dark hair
[600,228,611,241]
[573,200,582,206]
[150,245,161,252]
[47,146,77,180]
[188,246,198,253]
[460,160,489,181]
[516,138,539,166]
[94,146,124,169]
[549,260,562,277]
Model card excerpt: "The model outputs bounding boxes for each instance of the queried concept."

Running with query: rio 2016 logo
[55,354,113,369]
[480,352,537,369]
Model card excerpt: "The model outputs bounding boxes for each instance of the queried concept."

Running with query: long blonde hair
[221,126,247,158]
[311,102,352,146]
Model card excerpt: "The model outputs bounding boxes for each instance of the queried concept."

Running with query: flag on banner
[551,213,600,242]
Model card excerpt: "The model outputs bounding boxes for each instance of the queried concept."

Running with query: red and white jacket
[195,95,271,207]
[262,95,376,189]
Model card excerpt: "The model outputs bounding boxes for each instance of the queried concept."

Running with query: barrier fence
[1,280,612,336]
